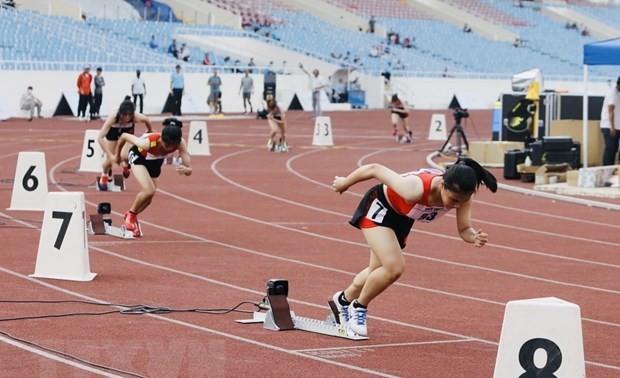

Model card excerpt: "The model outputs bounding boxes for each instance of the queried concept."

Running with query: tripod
[439,118,469,156]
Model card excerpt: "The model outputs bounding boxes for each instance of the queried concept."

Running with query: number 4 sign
[187,121,211,156]
[7,151,48,211]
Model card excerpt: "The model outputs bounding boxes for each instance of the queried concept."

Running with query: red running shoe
[121,161,131,179]
[97,175,108,191]
[123,211,137,233]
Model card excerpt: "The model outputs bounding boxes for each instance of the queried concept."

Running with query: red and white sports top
[385,168,449,223]
[137,133,178,160]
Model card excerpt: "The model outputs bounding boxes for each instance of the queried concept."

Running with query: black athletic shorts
[349,184,414,249]
[128,146,164,178]
[105,126,135,141]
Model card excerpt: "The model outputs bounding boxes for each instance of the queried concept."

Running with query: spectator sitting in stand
[202,53,211,66]
[167,39,178,59]
[334,78,348,103]
[179,44,190,62]
[262,61,275,75]
[248,57,256,73]
[280,60,290,75]
[149,34,158,49]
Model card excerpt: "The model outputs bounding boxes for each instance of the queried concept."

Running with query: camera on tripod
[452,107,469,123]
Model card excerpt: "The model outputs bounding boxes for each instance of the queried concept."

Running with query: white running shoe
[348,300,368,336]
[331,291,350,325]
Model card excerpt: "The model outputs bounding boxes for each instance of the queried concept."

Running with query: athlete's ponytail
[443,157,497,194]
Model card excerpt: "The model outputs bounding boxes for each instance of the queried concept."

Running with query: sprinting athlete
[266,98,288,152]
[114,118,191,237]
[97,96,152,190]
[388,93,412,143]
[329,157,497,336]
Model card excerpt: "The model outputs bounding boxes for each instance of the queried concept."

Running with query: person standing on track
[97,96,153,191]
[299,63,326,118]
[329,157,497,336]
[239,69,254,114]
[76,64,93,121]
[114,118,191,237]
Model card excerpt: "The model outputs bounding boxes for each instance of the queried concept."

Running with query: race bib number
[410,204,445,223]
[366,198,387,223]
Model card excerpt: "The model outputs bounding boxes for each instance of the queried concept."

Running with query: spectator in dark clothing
[167,39,178,58]
[170,65,184,116]
[92,67,105,119]
[149,34,158,49]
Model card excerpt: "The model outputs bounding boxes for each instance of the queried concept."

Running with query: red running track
[0,110,618,377]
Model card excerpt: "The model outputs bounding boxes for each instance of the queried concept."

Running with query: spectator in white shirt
[131,70,146,114]
[20,86,43,121]
[299,63,326,118]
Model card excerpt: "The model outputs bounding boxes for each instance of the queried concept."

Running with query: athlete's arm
[333,164,422,202]
[97,113,116,156]
[456,201,487,246]
[134,112,153,133]
[116,133,149,158]
[175,139,192,176]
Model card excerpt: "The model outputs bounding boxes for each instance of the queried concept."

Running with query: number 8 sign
[494,297,585,378]
[7,151,48,211]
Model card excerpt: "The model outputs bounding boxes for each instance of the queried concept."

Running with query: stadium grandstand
[1,0,619,117]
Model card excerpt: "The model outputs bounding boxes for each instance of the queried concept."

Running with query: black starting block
[236,280,368,340]
[86,202,141,239]
[95,174,125,192]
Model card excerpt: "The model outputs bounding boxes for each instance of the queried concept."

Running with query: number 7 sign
[30,191,97,281]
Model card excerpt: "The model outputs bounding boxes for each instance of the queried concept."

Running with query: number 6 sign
[7,151,48,211]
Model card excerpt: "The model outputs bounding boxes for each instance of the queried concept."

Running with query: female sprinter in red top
[114,118,191,237]
[97,96,152,190]
[330,157,497,336]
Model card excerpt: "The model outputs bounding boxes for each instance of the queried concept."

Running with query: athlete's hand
[176,165,192,176]
[332,176,348,194]
[472,229,488,247]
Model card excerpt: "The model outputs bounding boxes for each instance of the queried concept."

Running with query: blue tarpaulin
[581,38,620,167]
[583,38,620,66]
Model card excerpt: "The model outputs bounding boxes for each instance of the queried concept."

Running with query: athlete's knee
[142,187,156,198]
[384,263,405,283]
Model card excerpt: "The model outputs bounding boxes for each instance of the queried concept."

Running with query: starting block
[86,213,140,239]
[96,174,125,192]
[236,294,368,340]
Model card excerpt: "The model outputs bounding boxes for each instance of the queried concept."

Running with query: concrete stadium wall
[0,69,611,119]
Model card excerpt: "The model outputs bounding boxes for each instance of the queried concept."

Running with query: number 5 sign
[494,297,585,378]
[7,151,48,211]
[79,129,104,173]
